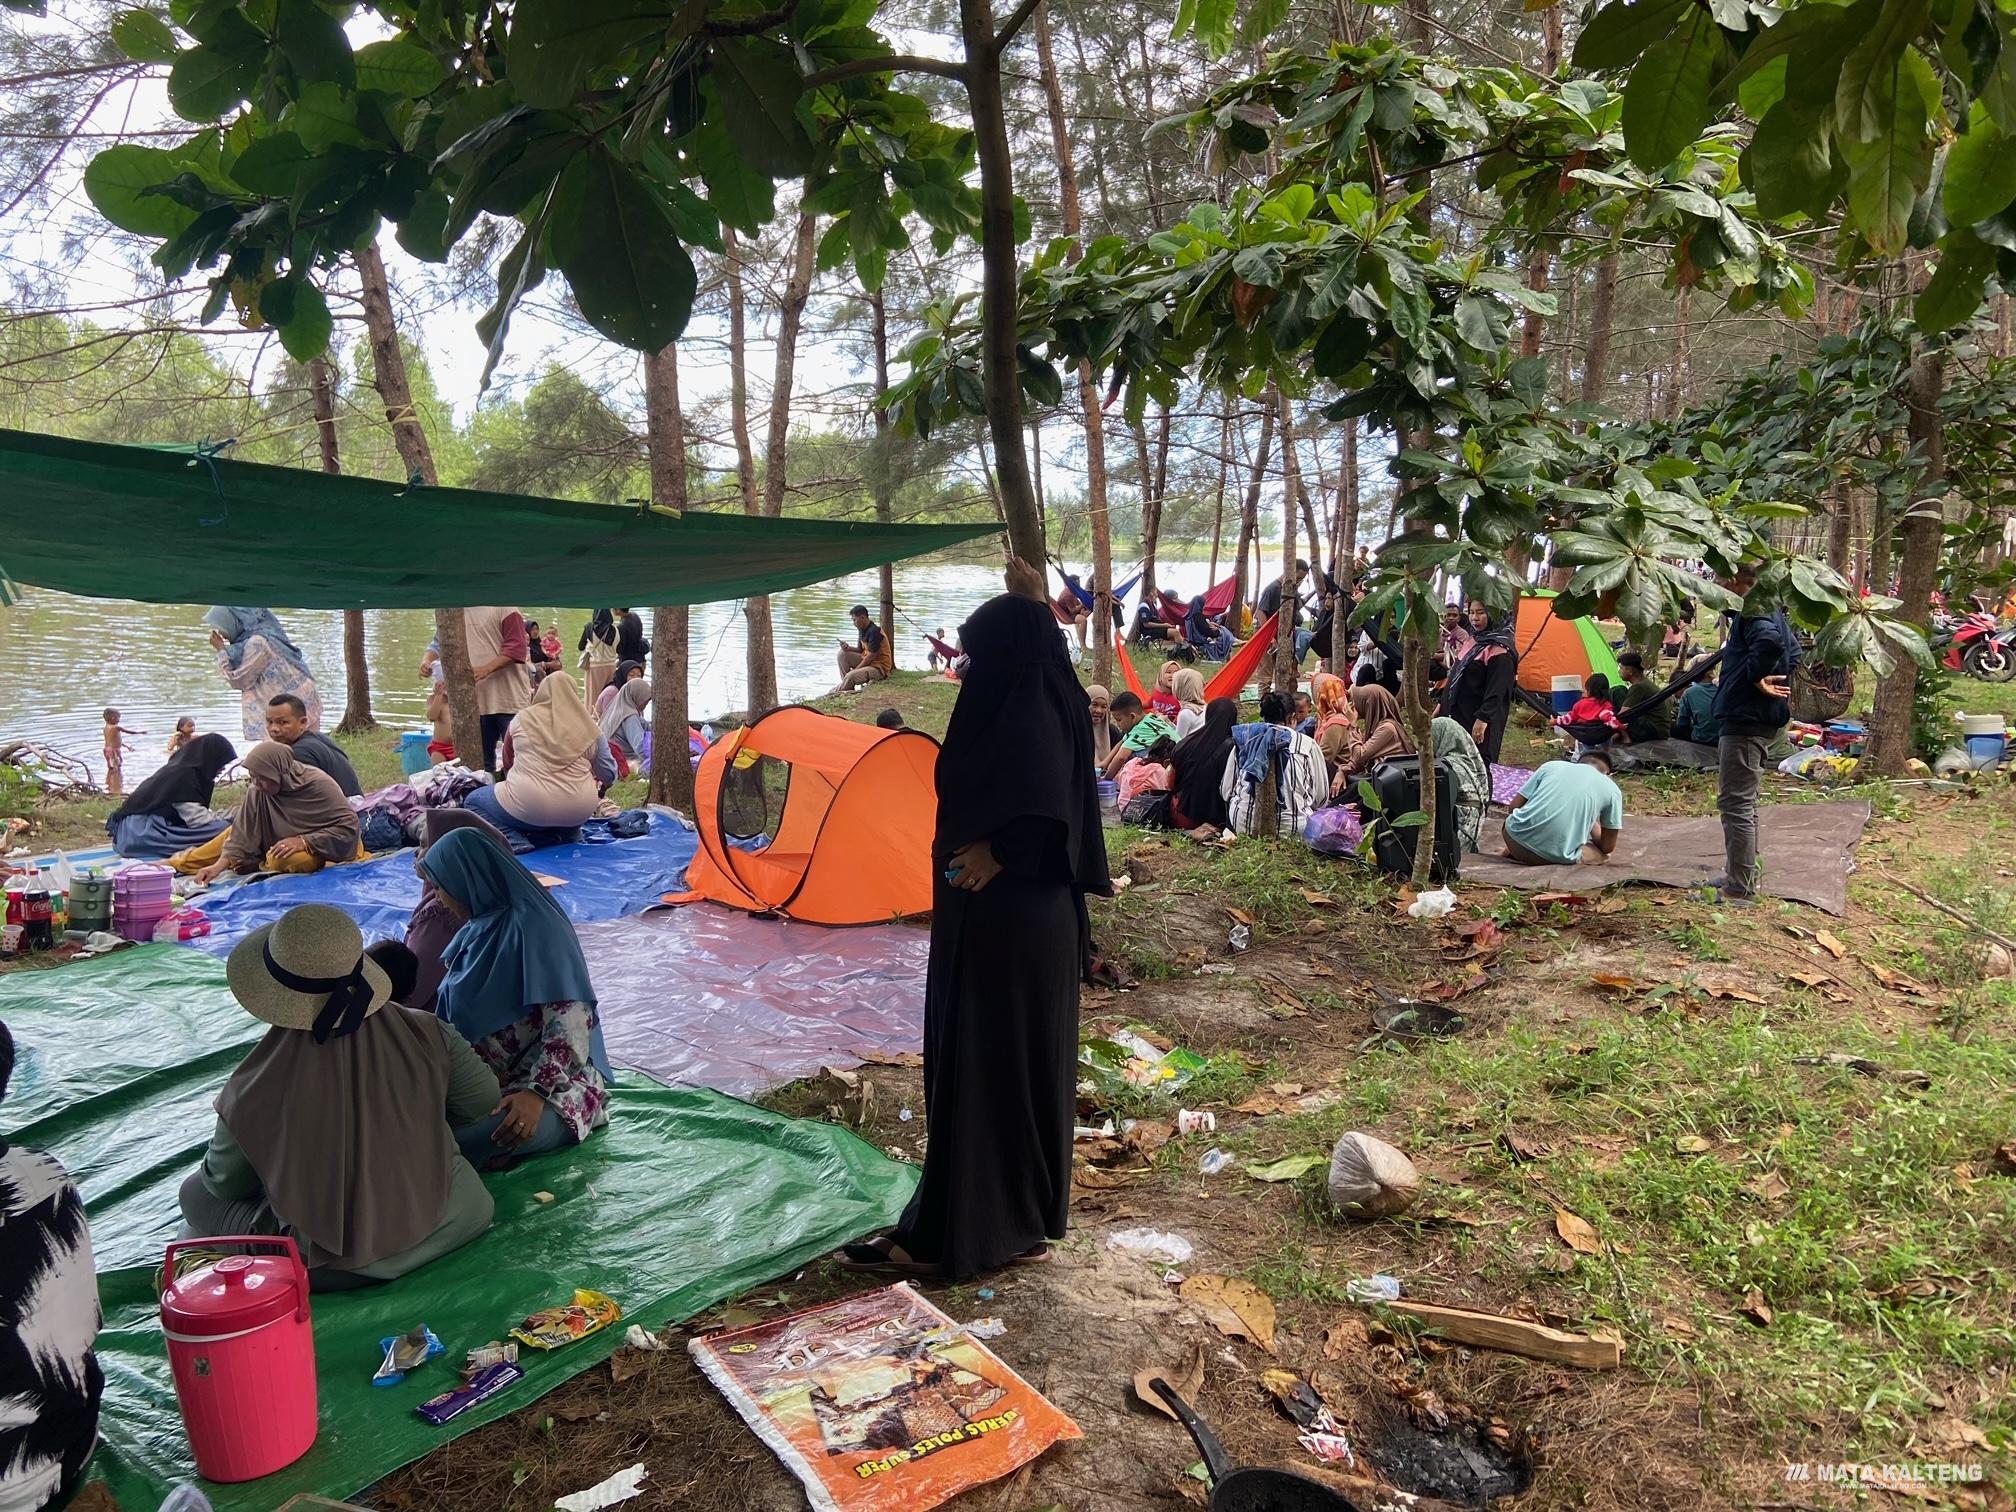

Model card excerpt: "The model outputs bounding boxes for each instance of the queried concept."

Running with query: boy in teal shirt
[1503,751,1624,865]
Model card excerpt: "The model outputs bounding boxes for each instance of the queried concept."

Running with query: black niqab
[613,611,648,664]
[109,733,235,822]
[1170,697,1236,830]
[934,592,1109,897]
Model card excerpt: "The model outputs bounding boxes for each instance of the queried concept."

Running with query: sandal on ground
[1010,1243,1053,1265]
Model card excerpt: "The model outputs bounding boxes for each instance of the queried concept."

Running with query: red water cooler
[160,1238,318,1482]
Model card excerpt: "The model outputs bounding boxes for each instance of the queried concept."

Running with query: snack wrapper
[415,1361,524,1425]
[511,1288,622,1350]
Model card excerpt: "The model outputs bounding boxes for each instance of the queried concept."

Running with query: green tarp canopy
[0,428,998,608]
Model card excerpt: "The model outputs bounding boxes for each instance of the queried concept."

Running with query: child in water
[102,708,141,795]
[165,715,196,756]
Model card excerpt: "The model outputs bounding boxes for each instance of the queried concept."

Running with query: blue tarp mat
[188,815,697,954]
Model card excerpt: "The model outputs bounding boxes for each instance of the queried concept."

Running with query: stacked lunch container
[114,864,177,942]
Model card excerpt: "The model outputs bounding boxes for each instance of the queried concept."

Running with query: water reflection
[0,562,1230,784]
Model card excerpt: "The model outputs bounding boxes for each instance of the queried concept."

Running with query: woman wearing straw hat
[176,904,502,1288]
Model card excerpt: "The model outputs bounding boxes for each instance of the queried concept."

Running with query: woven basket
[1790,661,1855,723]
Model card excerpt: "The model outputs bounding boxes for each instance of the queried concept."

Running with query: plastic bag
[1405,887,1457,919]
[1327,1132,1420,1218]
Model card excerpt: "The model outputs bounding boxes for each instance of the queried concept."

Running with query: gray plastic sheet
[1464,800,1871,913]
[584,905,930,1097]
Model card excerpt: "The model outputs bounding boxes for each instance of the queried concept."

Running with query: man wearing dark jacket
[1710,564,1800,904]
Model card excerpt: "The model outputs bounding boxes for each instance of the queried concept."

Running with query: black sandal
[839,1236,937,1276]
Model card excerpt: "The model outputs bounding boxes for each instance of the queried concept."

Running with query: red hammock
[1116,611,1280,706]
[1201,574,1238,617]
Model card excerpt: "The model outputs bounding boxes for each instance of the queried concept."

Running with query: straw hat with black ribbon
[225,903,390,1041]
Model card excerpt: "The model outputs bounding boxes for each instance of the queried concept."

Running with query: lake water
[0,559,1236,786]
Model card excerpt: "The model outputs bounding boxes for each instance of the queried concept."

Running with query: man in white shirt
[1221,689,1328,838]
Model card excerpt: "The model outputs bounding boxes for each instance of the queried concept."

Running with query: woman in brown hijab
[192,741,361,883]
[1331,684,1415,792]
[177,904,502,1288]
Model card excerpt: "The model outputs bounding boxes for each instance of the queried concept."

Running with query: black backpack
[1362,755,1461,882]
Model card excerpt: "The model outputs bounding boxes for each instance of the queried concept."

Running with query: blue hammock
[1063,567,1145,609]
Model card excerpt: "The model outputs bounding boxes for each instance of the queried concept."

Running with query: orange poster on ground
[688,1282,1081,1512]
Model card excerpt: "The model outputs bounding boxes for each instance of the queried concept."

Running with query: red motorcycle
[1934,611,2016,682]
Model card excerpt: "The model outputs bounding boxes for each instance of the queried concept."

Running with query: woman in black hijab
[612,608,648,666]
[847,558,1109,1280]
[1439,601,1519,763]
[1169,697,1237,831]
[105,733,237,857]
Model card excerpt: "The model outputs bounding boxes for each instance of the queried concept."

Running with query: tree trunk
[1034,0,1109,679]
[1826,477,1853,575]
[871,290,899,650]
[1230,402,1274,633]
[355,241,476,759]
[1669,285,1693,418]
[742,209,816,713]
[1519,8,1561,362]
[723,229,765,713]
[1580,252,1619,407]
[1864,347,1945,776]
[1134,409,1171,608]
[1273,386,1302,693]
[961,0,1042,563]
[1401,623,1438,886]
[1338,417,1360,584]
[1280,401,1324,570]
[1207,409,1230,585]
[643,342,694,811]
[310,356,376,735]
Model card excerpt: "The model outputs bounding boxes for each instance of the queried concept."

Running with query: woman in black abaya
[1439,602,1519,764]
[845,557,1110,1280]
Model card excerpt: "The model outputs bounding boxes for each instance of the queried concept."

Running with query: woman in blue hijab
[204,606,324,744]
[416,826,612,1168]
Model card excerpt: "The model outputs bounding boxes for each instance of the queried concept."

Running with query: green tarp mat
[0,428,997,608]
[0,948,920,1510]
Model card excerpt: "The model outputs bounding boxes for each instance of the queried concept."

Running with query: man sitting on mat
[1502,750,1624,866]
[834,604,895,693]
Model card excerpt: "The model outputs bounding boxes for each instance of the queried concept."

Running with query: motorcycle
[1932,611,2016,682]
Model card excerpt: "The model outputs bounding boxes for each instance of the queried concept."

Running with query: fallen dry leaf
[1694,978,1768,1004]
[1588,973,1643,993]
[1533,892,1593,907]
[1554,1208,1603,1255]
[857,1049,924,1069]
[1124,1120,1174,1160]
[1867,962,1932,996]
[1226,906,1257,927]
[1673,1134,1712,1154]
[1321,1318,1370,1360]
[1739,1288,1774,1327]
[609,1346,657,1384]
[1660,1315,1700,1342]
[1071,1163,1146,1192]
[1593,895,1631,915]
[1132,1340,1207,1421]
[1922,1414,1991,1453]
[1299,889,1336,907]
[1747,1170,1792,1201]
[1182,1273,1278,1353]
[1309,961,1337,977]
[1992,1142,2016,1178]
[1501,1130,1549,1163]
[1814,929,1848,959]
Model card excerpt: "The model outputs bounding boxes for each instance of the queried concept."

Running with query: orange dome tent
[669,707,940,924]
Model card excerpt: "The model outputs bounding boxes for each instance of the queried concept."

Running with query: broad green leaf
[1834,0,1930,143]
[691,116,774,233]
[1573,0,1692,71]
[508,0,683,109]
[227,131,312,194]
[287,81,366,149]
[355,38,446,98]
[1455,293,1503,352]
[274,0,355,88]
[1841,49,1933,252]
[1623,11,1724,169]
[1747,99,1835,218]
[547,145,698,351]
[1238,0,1289,48]
[83,144,204,237]
[265,277,332,360]
[474,216,549,390]
[167,32,265,121]
[1943,103,2016,224]
[1982,12,2016,129]
[713,37,816,178]
[395,188,452,261]
[1914,228,1996,329]
[1714,0,1876,104]
[111,9,180,62]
